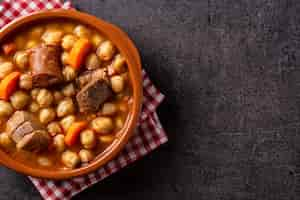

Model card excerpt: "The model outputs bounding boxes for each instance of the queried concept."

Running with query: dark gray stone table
[1,0,300,199]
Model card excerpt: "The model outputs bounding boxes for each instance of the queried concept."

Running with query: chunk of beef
[6,111,49,152]
[76,68,107,88]
[29,44,63,87]
[6,111,35,134]
[16,130,50,151]
[76,79,113,113]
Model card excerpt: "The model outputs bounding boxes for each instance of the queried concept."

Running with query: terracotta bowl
[0,9,142,179]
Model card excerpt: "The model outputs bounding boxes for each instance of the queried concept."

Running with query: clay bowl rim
[0,9,142,180]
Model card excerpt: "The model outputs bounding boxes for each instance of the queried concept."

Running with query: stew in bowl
[0,17,137,172]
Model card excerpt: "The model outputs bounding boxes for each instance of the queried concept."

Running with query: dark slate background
[1,0,300,199]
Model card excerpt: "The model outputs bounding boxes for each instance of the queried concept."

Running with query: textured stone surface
[1,0,300,199]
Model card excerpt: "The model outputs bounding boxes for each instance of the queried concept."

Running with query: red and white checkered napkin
[0,0,168,199]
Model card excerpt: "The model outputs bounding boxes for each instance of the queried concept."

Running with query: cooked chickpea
[99,135,115,143]
[96,40,116,61]
[80,129,96,149]
[14,51,28,69]
[25,40,38,49]
[37,157,52,167]
[28,102,39,113]
[85,53,101,70]
[101,103,117,116]
[110,75,125,93]
[91,34,105,48]
[53,91,64,104]
[79,149,94,162]
[36,89,53,108]
[112,54,126,73]
[42,30,64,45]
[39,108,56,124]
[47,122,62,136]
[61,150,80,168]
[53,134,65,152]
[19,74,32,90]
[63,23,75,33]
[30,88,40,100]
[73,25,91,38]
[62,83,76,97]
[0,62,14,79]
[29,26,44,38]
[0,132,14,149]
[14,36,25,50]
[57,98,75,117]
[61,51,69,65]
[10,91,30,110]
[0,100,13,117]
[61,34,77,50]
[62,66,77,81]
[115,116,124,130]
[91,117,114,134]
[60,115,76,132]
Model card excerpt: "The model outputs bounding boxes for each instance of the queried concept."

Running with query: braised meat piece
[76,68,107,88]
[76,79,113,113]
[6,111,49,151]
[16,130,50,151]
[29,44,63,87]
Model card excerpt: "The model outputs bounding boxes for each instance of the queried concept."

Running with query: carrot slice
[0,71,21,100]
[68,38,91,69]
[2,42,16,55]
[65,121,88,146]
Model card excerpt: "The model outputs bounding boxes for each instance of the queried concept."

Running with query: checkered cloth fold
[0,0,168,199]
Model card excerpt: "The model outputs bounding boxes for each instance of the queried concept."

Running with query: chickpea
[96,40,116,61]
[85,53,101,70]
[14,51,29,70]
[28,102,39,113]
[0,62,14,79]
[25,40,38,49]
[56,98,75,117]
[61,150,80,168]
[91,34,105,48]
[0,132,14,149]
[39,108,56,124]
[36,89,53,108]
[60,115,75,132]
[61,51,69,65]
[31,88,40,100]
[10,91,30,110]
[115,116,124,130]
[53,134,65,152]
[61,34,77,50]
[91,117,114,134]
[42,30,64,45]
[19,74,32,90]
[73,25,91,38]
[112,54,126,73]
[80,129,96,149]
[79,149,94,162]
[29,26,44,38]
[62,83,76,97]
[101,103,117,116]
[63,23,75,33]
[0,100,13,117]
[110,75,125,93]
[14,36,25,50]
[99,135,115,143]
[62,66,77,81]
[53,91,64,104]
[37,157,52,167]
[47,122,62,136]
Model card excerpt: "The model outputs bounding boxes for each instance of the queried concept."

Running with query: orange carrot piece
[0,71,21,100]
[68,38,91,69]
[65,121,88,146]
[2,42,16,55]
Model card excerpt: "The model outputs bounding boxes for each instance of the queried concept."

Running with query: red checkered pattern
[0,0,168,199]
